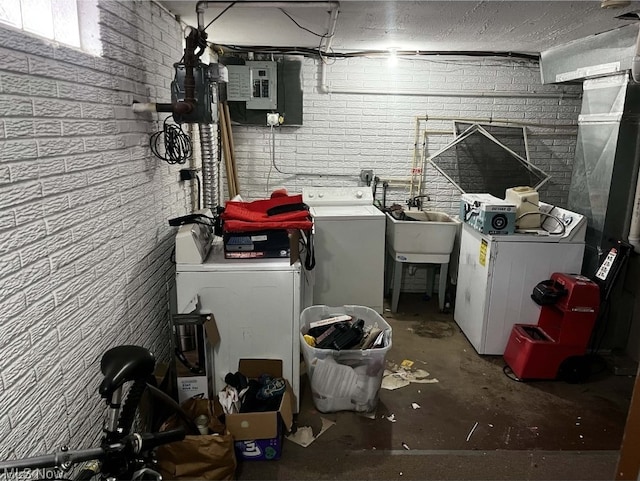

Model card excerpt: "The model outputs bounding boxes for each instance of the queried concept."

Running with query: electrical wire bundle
[150,116,193,164]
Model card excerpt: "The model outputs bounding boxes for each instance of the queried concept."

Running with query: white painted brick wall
[227,55,582,293]
[0,0,191,461]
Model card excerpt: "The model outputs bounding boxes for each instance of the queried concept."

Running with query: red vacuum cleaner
[504,240,634,382]
[504,241,634,383]
[503,273,600,383]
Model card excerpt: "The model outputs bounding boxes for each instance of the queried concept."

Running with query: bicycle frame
[0,346,189,481]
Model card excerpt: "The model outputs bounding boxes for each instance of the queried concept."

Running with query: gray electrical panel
[227,61,277,110]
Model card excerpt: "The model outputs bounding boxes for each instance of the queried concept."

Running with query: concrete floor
[237,294,635,480]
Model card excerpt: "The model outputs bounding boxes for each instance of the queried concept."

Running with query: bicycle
[0,345,200,481]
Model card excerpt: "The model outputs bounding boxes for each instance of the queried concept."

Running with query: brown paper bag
[156,397,237,480]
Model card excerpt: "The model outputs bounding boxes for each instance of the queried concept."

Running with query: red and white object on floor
[503,273,600,381]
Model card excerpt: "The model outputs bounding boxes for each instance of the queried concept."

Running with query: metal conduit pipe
[379,176,413,184]
[322,2,340,52]
[199,123,218,210]
[318,60,582,99]
[196,1,340,31]
[421,129,576,136]
[416,115,577,129]
[628,169,640,252]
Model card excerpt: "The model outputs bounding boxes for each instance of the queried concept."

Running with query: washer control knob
[356,191,363,198]
[318,193,324,198]
[307,192,314,198]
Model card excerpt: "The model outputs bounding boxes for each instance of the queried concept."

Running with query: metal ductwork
[540,24,640,85]
[541,24,640,274]
[540,25,640,356]
[567,73,640,275]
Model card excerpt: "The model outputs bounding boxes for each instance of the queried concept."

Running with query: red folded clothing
[223,219,313,232]
[222,193,312,233]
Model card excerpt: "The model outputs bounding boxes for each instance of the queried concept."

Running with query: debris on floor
[381,361,439,390]
[466,421,479,442]
[386,414,397,423]
[358,410,377,420]
[411,402,421,410]
[286,417,335,447]
[381,374,410,390]
[505,426,512,445]
[402,442,410,450]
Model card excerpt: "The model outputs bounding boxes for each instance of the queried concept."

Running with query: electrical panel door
[227,61,277,110]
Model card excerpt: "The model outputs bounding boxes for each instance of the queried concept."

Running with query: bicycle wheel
[117,379,148,435]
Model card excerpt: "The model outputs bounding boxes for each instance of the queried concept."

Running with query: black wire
[590,297,613,354]
[502,364,523,382]
[195,174,202,211]
[149,117,192,164]
[296,229,315,271]
[214,44,540,62]
[203,2,236,32]
[584,352,609,376]
[305,230,315,270]
[190,218,216,227]
[279,8,329,38]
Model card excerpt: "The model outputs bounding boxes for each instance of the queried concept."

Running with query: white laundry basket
[300,305,392,413]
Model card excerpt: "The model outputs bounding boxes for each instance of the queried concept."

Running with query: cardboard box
[224,359,294,461]
[177,376,209,404]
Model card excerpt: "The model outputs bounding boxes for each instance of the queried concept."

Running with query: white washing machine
[454,204,587,355]
[303,187,385,313]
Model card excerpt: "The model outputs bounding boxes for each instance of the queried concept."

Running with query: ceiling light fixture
[387,47,398,66]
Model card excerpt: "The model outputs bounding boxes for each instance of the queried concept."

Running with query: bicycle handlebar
[137,429,186,452]
[0,447,105,471]
[0,428,186,472]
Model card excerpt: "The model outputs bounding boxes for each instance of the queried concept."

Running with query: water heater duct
[540,23,640,84]
[199,123,218,210]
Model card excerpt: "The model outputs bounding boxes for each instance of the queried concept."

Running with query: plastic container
[300,305,392,413]
[505,186,540,229]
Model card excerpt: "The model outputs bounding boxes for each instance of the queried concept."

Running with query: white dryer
[175,238,308,411]
[303,187,385,313]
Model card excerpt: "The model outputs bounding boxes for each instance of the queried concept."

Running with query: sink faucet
[407,194,431,210]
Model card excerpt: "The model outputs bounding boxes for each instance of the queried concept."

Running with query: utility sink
[385,210,461,256]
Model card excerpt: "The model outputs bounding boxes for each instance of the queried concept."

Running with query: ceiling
[160,1,640,55]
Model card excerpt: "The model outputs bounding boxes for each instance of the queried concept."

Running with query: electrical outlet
[266,113,280,126]
[360,169,374,184]
[179,169,197,181]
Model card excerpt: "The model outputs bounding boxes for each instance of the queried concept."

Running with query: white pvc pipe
[323,3,340,53]
[380,176,412,182]
[318,60,581,99]
[628,172,640,252]
[416,115,577,129]
[633,26,640,83]
[132,103,158,113]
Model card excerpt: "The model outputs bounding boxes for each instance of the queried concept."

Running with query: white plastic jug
[505,186,540,229]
